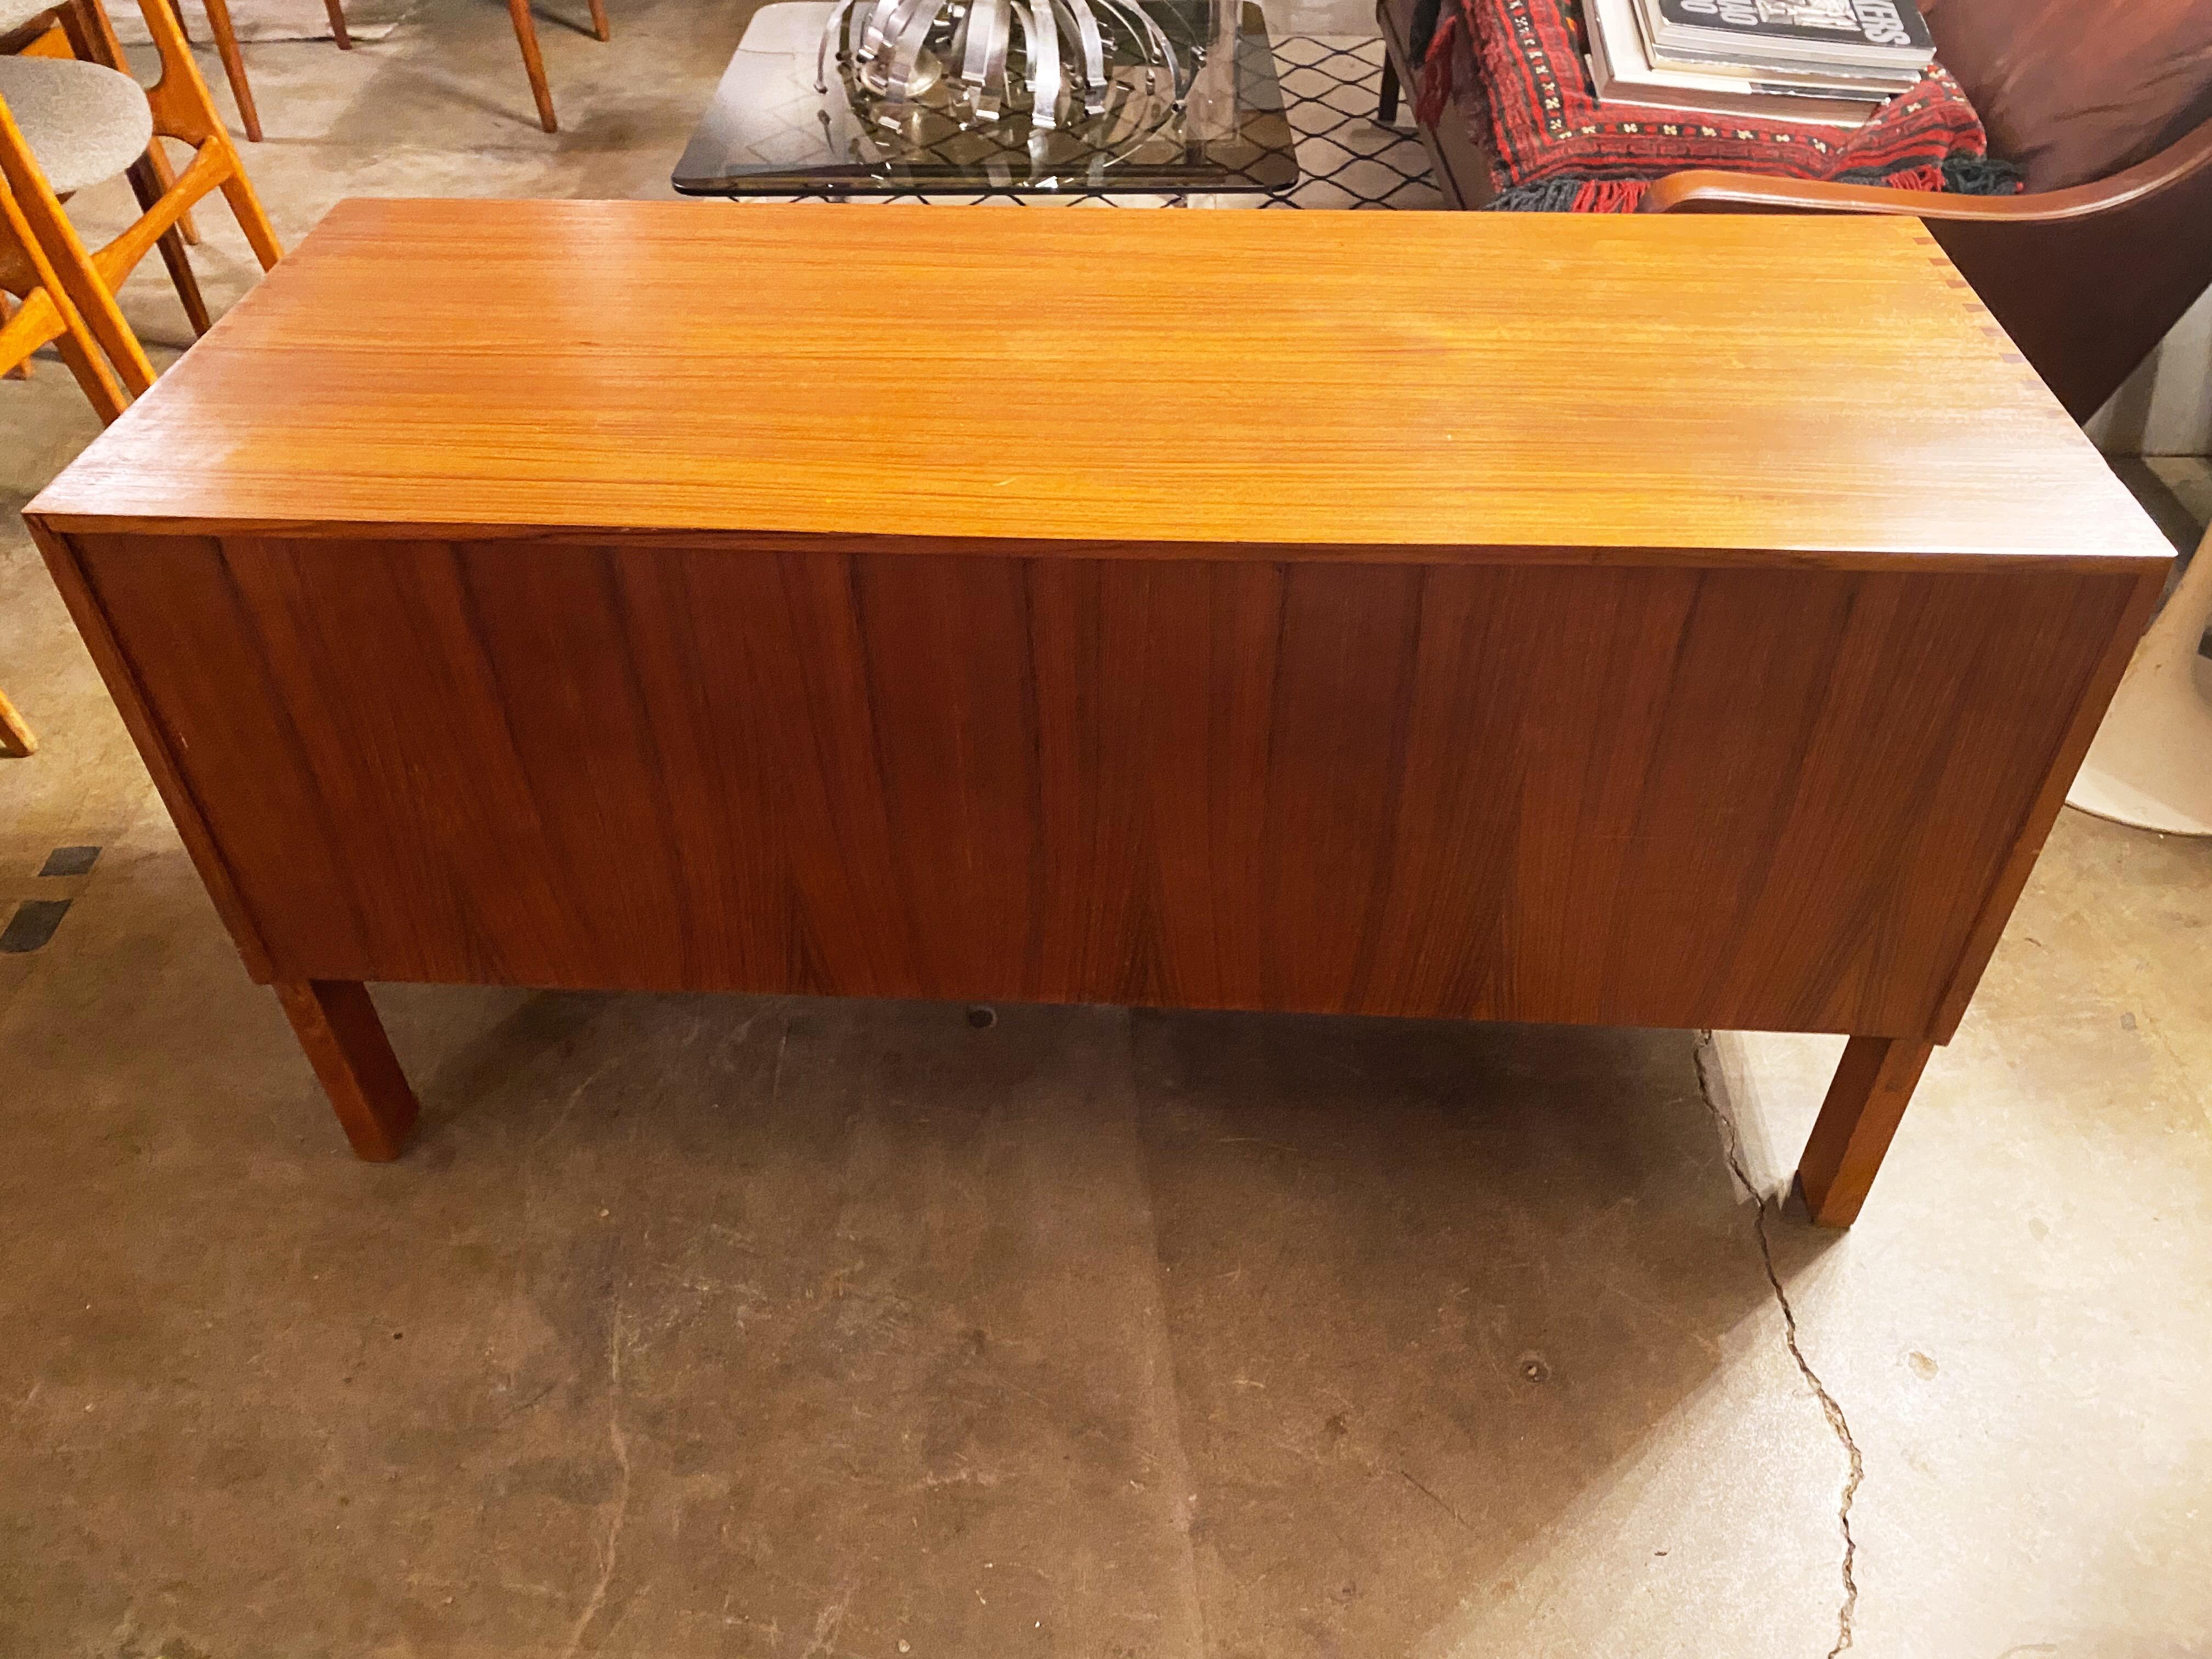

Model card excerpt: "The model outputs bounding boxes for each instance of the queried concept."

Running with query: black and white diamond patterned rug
[741,36,1444,208]
[1269,36,1441,208]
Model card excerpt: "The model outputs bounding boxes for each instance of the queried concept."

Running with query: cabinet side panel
[27,524,276,980]
[1926,562,2168,1039]
[65,535,2140,1034]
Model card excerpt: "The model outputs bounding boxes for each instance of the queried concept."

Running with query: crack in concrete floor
[1697,1035,1863,1659]
[562,1290,632,1658]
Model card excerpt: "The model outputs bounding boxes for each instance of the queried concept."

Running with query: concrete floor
[6,6,2212,1654]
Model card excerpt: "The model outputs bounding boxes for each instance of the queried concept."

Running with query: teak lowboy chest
[26,201,2174,1224]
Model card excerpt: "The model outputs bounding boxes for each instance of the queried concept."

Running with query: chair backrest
[1921,0,2212,192]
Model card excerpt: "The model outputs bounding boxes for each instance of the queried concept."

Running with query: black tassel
[1940,155,2027,195]
[1482,177,1590,211]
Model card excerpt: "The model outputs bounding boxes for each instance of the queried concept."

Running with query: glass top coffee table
[672,0,1297,199]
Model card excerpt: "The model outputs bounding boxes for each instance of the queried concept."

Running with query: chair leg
[506,0,558,132]
[0,686,35,758]
[49,321,132,420]
[198,0,263,141]
[588,0,608,41]
[323,0,352,47]
[152,219,210,332]
[128,0,284,270]
[40,249,151,397]
[1377,53,1399,123]
[217,167,284,271]
[126,155,210,335]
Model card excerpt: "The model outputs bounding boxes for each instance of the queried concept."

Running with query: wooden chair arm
[1641,115,2212,221]
[1639,171,2028,218]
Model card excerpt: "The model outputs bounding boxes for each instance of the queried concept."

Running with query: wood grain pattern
[1638,87,2212,425]
[26,204,2175,1211]
[1798,1034,1936,1225]
[25,200,2168,571]
[1927,563,2168,1040]
[1377,0,2212,424]
[59,530,2145,1039]
[274,980,418,1160]
[27,520,275,975]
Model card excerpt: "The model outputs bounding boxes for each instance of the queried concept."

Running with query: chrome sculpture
[817,0,1195,132]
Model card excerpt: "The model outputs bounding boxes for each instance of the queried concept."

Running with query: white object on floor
[2068,524,2212,836]
[106,0,416,44]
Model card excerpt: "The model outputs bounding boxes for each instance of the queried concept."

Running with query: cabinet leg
[275,979,420,1161]
[1796,1035,1934,1227]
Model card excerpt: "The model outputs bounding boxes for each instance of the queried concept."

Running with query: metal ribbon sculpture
[817,0,1192,132]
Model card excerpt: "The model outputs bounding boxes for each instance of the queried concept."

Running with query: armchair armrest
[1643,116,2212,221]
[1639,170,2028,219]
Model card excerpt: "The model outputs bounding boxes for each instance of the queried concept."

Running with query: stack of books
[1584,0,1936,129]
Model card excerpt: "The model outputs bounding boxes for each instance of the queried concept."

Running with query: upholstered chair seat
[0,55,153,196]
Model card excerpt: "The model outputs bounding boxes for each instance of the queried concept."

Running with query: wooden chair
[1,0,280,758]
[173,0,614,137]
[88,0,610,142]
[0,0,59,53]
[75,0,348,148]
[491,0,612,134]
[534,0,611,133]
[151,0,365,144]
[0,157,125,419]
[1,163,131,757]
[322,0,608,133]
[0,0,280,410]
[164,0,267,142]
[4,0,218,333]
[1380,0,2212,422]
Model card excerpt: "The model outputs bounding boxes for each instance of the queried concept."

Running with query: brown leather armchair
[1382,0,2212,421]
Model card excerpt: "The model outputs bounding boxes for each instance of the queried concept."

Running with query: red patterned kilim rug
[1418,0,2013,210]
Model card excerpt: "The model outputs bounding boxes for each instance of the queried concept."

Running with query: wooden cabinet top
[29,198,2169,571]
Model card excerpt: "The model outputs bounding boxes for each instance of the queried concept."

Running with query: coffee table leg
[1796,1035,1935,1227]
[275,980,421,1161]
